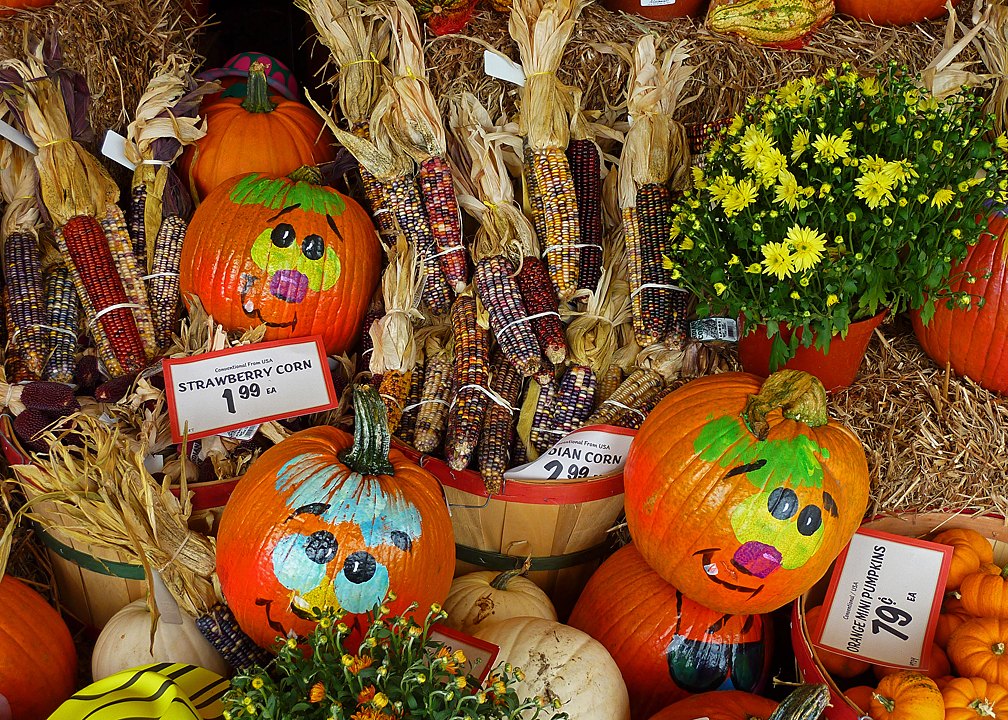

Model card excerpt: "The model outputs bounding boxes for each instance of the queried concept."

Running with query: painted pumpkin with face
[624,370,869,615]
[216,385,455,649]
[179,169,381,356]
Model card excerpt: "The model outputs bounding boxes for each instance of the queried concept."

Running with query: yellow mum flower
[746,263,762,274]
[854,170,896,209]
[958,181,971,193]
[456,677,467,689]
[372,693,389,709]
[756,147,787,185]
[918,193,929,204]
[898,197,908,207]
[997,133,1008,152]
[714,282,728,296]
[860,76,880,96]
[904,88,919,107]
[883,159,918,183]
[775,170,801,210]
[790,291,801,300]
[740,126,774,170]
[895,114,906,125]
[860,155,886,174]
[252,678,264,690]
[786,225,827,272]
[931,188,955,209]
[761,242,796,280]
[932,140,944,153]
[800,276,810,287]
[791,129,811,160]
[723,178,758,216]
[812,132,851,163]
[680,237,694,251]
[952,228,962,238]
[846,212,857,222]
[728,113,744,136]
[827,294,839,307]
[708,170,735,204]
[691,166,706,189]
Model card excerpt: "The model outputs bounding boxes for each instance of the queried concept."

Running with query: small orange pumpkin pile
[830,528,1008,719]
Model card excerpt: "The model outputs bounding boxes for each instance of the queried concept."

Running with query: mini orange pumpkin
[179,170,381,356]
[961,566,1008,619]
[870,671,945,720]
[934,529,993,591]
[938,612,970,651]
[942,676,1008,720]
[805,605,870,678]
[216,385,455,649]
[948,618,1008,687]
[874,644,949,682]
[846,685,877,712]
[646,690,779,720]
[624,370,869,615]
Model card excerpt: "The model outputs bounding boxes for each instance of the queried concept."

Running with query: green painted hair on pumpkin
[229,173,347,217]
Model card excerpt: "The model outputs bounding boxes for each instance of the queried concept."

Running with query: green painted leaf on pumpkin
[229,173,347,217]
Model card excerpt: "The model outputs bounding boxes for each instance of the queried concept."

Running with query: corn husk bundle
[298,0,396,244]
[918,0,992,101]
[369,236,425,433]
[124,56,213,350]
[620,36,695,351]
[0,414,218,622]
[978,0,1008,137]
[510,0,588,302]
[0,39,156,378]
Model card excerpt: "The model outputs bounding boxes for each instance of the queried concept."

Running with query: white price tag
[101,130,137,170]
[504,425,634,481]
[690,317,739,342]
[221,424,260,442]
[484,49,526,87]
[641,0,677,6]
[163,336,337,443]
[813,529,952,670]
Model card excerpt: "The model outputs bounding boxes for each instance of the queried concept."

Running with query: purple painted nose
[270,269,309,303]
[733,541,782,579]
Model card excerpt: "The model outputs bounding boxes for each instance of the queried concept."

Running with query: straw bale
[427,5,965,125]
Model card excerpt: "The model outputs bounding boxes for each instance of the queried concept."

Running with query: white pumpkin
[92,598,229,681]
[474,617,630,720]
[443,569,557,636]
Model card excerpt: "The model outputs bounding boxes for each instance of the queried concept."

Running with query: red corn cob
[515,256,566,365]
[418,155,467,293]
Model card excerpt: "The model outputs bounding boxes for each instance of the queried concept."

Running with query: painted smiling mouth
[240,273,298,330]
[270,269,310,303]
[694,548,765,598]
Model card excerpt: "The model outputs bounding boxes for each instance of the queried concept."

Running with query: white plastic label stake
[484,50,526,87]
[221,424,260,442]
[143,453,165,475]
[690,317,739,342]
[101,130,137,171]
[641,0,677,6]
[0,120,37,155]
[150,568,183,625]
[504,425,635,481]
[813,529,952,670]
[163,336,338,443]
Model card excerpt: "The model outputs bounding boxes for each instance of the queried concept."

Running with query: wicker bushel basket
[395,439,625,621]
[792,512,1008,720]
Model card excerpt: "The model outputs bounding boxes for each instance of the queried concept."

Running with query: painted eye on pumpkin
[823,491,839,518]
[767,487,799,521]
[344,551,377,584]
[796,505,823,536]
[390,530,413,553]
[272,223,296,248]
[301,234,325,261]
[303,530,338,565]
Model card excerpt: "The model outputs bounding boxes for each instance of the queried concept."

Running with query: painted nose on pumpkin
[270,268,309,303]
[732,541,782,579]
[343,551,377,584]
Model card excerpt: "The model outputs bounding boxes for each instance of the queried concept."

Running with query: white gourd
[442,569,557,636]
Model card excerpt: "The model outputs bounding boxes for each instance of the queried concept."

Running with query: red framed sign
[163,336,337,443]
[428,623,500,685]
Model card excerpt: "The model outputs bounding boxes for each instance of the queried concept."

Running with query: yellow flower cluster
[760,225,827,280]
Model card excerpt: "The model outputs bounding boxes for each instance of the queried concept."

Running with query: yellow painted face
[249,222,341,303]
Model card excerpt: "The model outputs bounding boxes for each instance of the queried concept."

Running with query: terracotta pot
[738,311,887,392]
[601,0,707,22]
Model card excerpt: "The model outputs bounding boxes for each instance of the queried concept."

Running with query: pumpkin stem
[969,699,997,717]
[240,61,278,114]
[872,693,895,713]
[1000,564,1008,580]
[288,165,323,185]
[490,556,533,590]
[742,369,829,441]
[338,384,395,476]
[994,642,1006,656]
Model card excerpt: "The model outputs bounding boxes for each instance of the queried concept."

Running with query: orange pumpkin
[0,0,57,14]
[942,676,1008,719]
[874,644,950,682]
[982,563,1003,575]
[948,618,1008,687]
[961,567,1008,619]
[624,370,869,615]
[938,612,970,651]
[870,671,945,720]
[834,0,957,25]
[805,605,870,678]
[179,170,380,356]
[216,385,455,649]
[180,62,335,201]
[935,675,957,690]
[0,576,77,719]
[846,685,878,712]
[569,543,773,720]
[646,690,778,720]
[934,529,993,591]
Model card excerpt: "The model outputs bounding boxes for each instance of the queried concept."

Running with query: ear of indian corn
[386,175,453,314]
[567,138,603,292]
[631,183,684,346]
[595,365,623,409]
[547,365,596,438]
[587,368,663,426]
[529,379,557,455]
[523,143,547,241]
[418,155,468,293]
[100,203,157,361]
[477,349,523,494]
[42,264,80,384]
[415,347,454,454]
[57,214,146,376]
[3,231,48,378]
[515,256,567,364]
[147,214,187,349]
[529,147,580,301]
[353,122,397,247]
[445,295,489,470]
[379,369,410,434]
[4,288,32,383]
[615,385,673,429]
[475,256,540,377]
[397,359,425,447]
[128,185,148,267]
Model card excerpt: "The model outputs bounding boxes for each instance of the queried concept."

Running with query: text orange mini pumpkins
[179,169,381,355]
[216,385,455,649]
[624,370,869,615]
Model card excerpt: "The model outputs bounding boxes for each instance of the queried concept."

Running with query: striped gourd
[42,264,80,384]
[567,138,603,292]
[148,215,187,349]
[445,295,489,470]
[547,365,596,437]
[707,0,827,44]
[477,348,524,494]
[415,342,454,454]
[586,368,663,426]
[515,256,566,364]
[397,358,425,446]
[418,155,468,293]
[475,257,540,377]
[529,147,580,301]
[100,204,157,361]
[3,231,48,378]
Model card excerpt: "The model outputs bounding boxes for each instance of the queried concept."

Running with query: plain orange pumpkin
[834,0,957,25]
[874,644,950,682]
[934,675,956,690]
[179,170,380,356]
[624,370,869,615]
[942,676,1008,720]
[938,612,970,651]
[180,62,335,201]
[961,566,1008,619]
[0,0,57,14]
[846,685,877,712]
[646,690,779,720]
[934,528,992,592]
[948,618,1008,687]
[870,671,945,720]
[805,605,870,678]
[0,576,77,719]
[216,385,455,649]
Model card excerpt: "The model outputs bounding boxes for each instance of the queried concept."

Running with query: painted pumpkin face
[179,172,381,356]
[216,392,454,649]
[624,371,869,615]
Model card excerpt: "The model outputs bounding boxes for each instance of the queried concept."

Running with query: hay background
[427,6,967,125]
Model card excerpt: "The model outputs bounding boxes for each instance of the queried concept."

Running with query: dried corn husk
[564,241,631,376]
[0,140,41,240]
[370,235,425,376]
[919,0,991,100]
[978,0,1008,136]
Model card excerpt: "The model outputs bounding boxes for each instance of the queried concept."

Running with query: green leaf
[768,332,791,372]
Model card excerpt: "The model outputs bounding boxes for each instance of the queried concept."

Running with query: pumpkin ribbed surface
[179,172,380,355]
[474,617,631,720]
[948,618,1008,687]
[569,543,772,720]
[442,571,557,636]
[942,676,1008,720]
[624,371,869,615]
[0,576,77,719]
[835,0,956,25]
[870,671,945,720]
[646,690,778,720]
[913,215,1008,395]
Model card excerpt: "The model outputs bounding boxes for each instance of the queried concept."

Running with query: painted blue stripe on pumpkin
[333,562,389,614]
[272,533,327,593]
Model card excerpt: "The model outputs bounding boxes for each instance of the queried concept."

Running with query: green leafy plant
[667,63,1008,369]
[222,594,568,720]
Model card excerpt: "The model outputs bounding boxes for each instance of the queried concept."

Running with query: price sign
[504,425,635,481]
[428,624,500,685]
[163,336,337,443]
[812,528,953,670]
